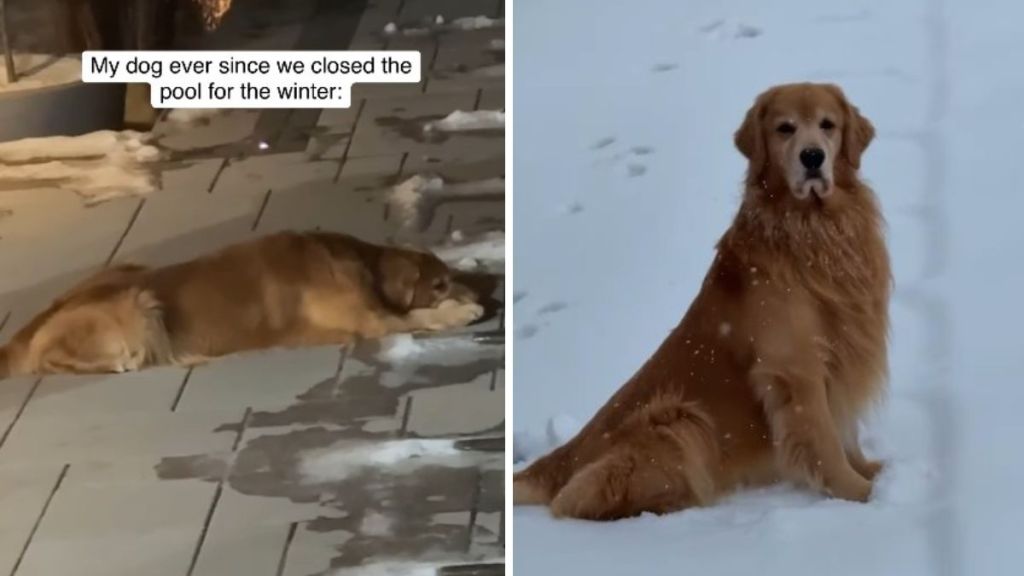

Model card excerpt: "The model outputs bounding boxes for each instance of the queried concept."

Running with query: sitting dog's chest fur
[706,198,891,459]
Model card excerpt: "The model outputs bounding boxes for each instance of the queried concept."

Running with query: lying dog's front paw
[409,300,484,331]
[437,299,484,327]
[447,282,480,304]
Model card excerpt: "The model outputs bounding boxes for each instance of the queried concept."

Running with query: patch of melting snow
[450,15,505,30]
[330,558,504,576]
[424,110,505,132]
[472,64,505,78]
[360,510,395,537]
[0,130,162,204]
[376,334,498,365]
[433,231,505,273]
[299,439,483,484]
[364,334,503,388]
[165,108,224,124]
[390,174,446,223]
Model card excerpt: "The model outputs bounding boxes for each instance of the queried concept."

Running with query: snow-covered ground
[512,0,1024,574]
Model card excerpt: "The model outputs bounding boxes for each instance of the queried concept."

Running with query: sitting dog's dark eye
[820,119,835,130]
[776,122,796,135]
[432,278,448,291]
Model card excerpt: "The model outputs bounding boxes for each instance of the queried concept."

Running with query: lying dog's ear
[734,92,769,179]
[378,251,421,311]
[826,84,875,170]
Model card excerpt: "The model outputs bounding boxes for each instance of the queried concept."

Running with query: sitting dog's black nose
[800,147,825,170]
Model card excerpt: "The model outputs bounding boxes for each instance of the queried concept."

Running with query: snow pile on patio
[434,231,505,273]
[389,174,504,229]
[424,110,505,132]
[0,54,82,93]
[390,174,446,223]
[450,16,504,30]
[0,130,162,204]
[383,14,504,36]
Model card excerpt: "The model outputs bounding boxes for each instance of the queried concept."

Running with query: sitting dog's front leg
[753,369,874,502]
[844,427,883,481]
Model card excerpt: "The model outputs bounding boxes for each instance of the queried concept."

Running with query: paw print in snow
[698,18,762,40]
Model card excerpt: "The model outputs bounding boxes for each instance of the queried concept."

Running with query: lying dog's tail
[0,343,25,380]
[0,345,9,380]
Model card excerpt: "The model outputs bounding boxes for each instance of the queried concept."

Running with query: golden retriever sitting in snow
[514,83,891,520]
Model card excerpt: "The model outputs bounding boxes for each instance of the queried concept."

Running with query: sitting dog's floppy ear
[825,84,875,170]
[378,251,422,311]
[734,91,769,180]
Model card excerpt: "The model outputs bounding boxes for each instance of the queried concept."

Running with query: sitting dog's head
[734,83,875,204]
[378,248,474,311]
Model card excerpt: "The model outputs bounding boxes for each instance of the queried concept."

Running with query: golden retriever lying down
[514,83,891,520]
[0,231,484,378]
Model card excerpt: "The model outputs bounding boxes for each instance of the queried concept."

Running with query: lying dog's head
[378,249,471,311]
[735,83,875,203]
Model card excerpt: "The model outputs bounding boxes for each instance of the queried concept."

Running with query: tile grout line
[488,369,497,392]
[0,378,41,451]
[0,310,10,333]
[275,522,299,576]
[332,346,349,397]
[399,395,414,435]
[105,198,146,266]
[473,88,484,111]
[170,367,194,412]
[185,482,224,576]
[206,158,228,193]
[232,408,253,452]
[464,468,483,552]
[9,463,69,576]
[251,188,274,231]
[396,150,409,176]
[333,98,367,183]
[382,151,409,225]
[421,40,440,95]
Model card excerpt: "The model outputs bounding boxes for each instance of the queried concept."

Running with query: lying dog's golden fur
[514,83,891,520]
[0,231,483,378]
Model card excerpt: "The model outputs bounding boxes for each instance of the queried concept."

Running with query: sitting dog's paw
[853,458,884,481]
